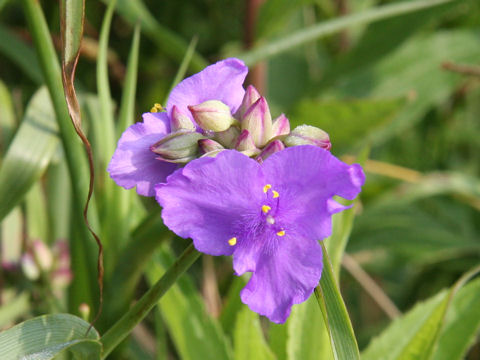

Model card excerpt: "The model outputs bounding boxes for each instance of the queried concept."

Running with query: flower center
[261,183,285,237]
[227,183,285,247]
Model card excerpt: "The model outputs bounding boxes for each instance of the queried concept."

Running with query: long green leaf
[97,0,116,161]
[117,24,141,136]
[315,243,360,360]
[234,307,275,360]
[397,264,480,360]
[432,277,480,360]
[163,35,199,104]
[287,296,332,360]
[0,314,101,360]
[0,87,58,222]
[363,269,480,360]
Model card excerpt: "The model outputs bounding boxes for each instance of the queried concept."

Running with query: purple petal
[166,58,248,123]
[107,112,177,196]
[262,145,365,240]
[155,150,265,256]
[240,233,323,323]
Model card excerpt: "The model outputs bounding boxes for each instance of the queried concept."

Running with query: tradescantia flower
[155,146,365,323]
[107,58,248,196]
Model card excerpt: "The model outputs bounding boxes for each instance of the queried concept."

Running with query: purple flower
[108,58,248,196]
[155,146,365,323]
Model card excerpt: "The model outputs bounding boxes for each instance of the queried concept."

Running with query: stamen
[272,190,279,198]
[266,215,275,225]
[263,184,272,193]
[276,230,285,237]
[150,103,164,113]
[261,205,271,214]
[228,237,237,246]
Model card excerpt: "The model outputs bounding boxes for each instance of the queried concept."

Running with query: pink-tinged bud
[198,139,224,154]
[271,114,290,138]
[241,97,272,148]
[284,125,331,150]
[256,140,285,163]
[79,303,91,321]
[21,254,39,280]
[236,85,261,119]
[214,126,240,148]
[171,105,196,131]
[32,240,53,271]
[151,131,204,162]
[188,100,236,132]
[235,129,260,157]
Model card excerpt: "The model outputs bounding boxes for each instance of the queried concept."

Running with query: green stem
[100,244,201,358]
[237,0,454,65]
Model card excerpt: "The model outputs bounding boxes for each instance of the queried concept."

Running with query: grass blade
[0,87,58,222]
[163,35,199,104]
[238,0,455,65]
[315,243,360,360]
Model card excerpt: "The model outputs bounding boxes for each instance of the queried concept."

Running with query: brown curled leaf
[60,0,104,333]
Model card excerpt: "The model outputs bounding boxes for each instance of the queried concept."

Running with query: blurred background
[0,0,479,359]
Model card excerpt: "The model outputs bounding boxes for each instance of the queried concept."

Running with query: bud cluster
[150,85,331,164]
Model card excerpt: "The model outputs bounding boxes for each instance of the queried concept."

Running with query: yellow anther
[263,184,272,193]
[228,237,237,246]
[276,230,285,237]
[151,103,164,113]
[272,190,279,198]
[262,205,271,214]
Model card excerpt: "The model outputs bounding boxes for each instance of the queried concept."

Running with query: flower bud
[241,97,272,148]
[171,105,196,131]
[284,125,331,150]
[21,254,39,280]
[271,114,290,138]
[256,140,285,163]
[235,129,260,157]
[79,303,90,321]
[214,126,240,148]
[151,131,205,162]
[188,100,236,132]
[198,139,224,154]
[32,240,53,271]
[236,85,261,119]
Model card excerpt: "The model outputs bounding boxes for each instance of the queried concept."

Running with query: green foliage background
[0,0,479,359]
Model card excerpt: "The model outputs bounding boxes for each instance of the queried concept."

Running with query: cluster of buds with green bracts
[150,85,331,164]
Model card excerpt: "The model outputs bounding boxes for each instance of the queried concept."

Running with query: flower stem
[100,244,201,358]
